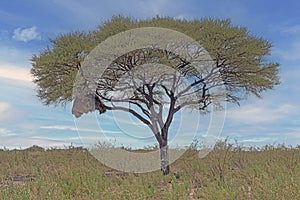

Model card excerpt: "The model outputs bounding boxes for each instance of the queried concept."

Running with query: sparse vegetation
[0,141,299,199]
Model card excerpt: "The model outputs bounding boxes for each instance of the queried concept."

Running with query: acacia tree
[31,17,279,175]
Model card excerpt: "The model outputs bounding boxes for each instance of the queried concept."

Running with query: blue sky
[0,0,299,149]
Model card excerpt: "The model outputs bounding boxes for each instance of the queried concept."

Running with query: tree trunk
[160,139,170,175]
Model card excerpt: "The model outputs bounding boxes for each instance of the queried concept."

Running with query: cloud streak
[13,26,41,42]
[0,62,32,82]
[276,40,300,61]
[227,103,295,124]
[0,136,75,149]
[40,125,121,134]
[280,24,300,34]
[0,128,16,136]
[0,102,9,114]
[0,102,16,122]
[138,0,169,16]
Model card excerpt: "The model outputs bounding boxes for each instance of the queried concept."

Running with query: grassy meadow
[0,141,299,200]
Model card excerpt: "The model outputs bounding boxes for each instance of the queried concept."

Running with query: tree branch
[103,104,152,127]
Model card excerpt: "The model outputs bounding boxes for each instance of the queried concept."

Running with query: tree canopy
[31,17,279,107]
[31,16,280,175]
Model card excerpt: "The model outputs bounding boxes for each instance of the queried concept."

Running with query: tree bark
[160,139,170,175]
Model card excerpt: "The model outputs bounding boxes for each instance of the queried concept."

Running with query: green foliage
[194,19,280,100]
[31,32,95,106]
[31,16,280,106]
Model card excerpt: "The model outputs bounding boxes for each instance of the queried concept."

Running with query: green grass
[0,142,299,199]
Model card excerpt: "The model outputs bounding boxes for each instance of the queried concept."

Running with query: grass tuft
[0,140,299,199]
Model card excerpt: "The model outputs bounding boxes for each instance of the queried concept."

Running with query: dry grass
[0,141,299,199]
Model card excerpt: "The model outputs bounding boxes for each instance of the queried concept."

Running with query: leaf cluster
[31,16,280,107]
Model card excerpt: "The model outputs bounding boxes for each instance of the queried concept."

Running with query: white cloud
[0,137,75,149]
[0,62,32,82]
[0,102,29,126]
[0,43,32,65]
[227,103,295,124]
[285,128,300,139]
[0,102,14,122]
[0,128,14,135]
[40,125,78,132]
[40,125,121,134]
[13,26,41,42]
[238,137,272,143]
[138,0,169,16]
[276,40,300,61]
[0,102,9,113]
[281,24,300,34]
